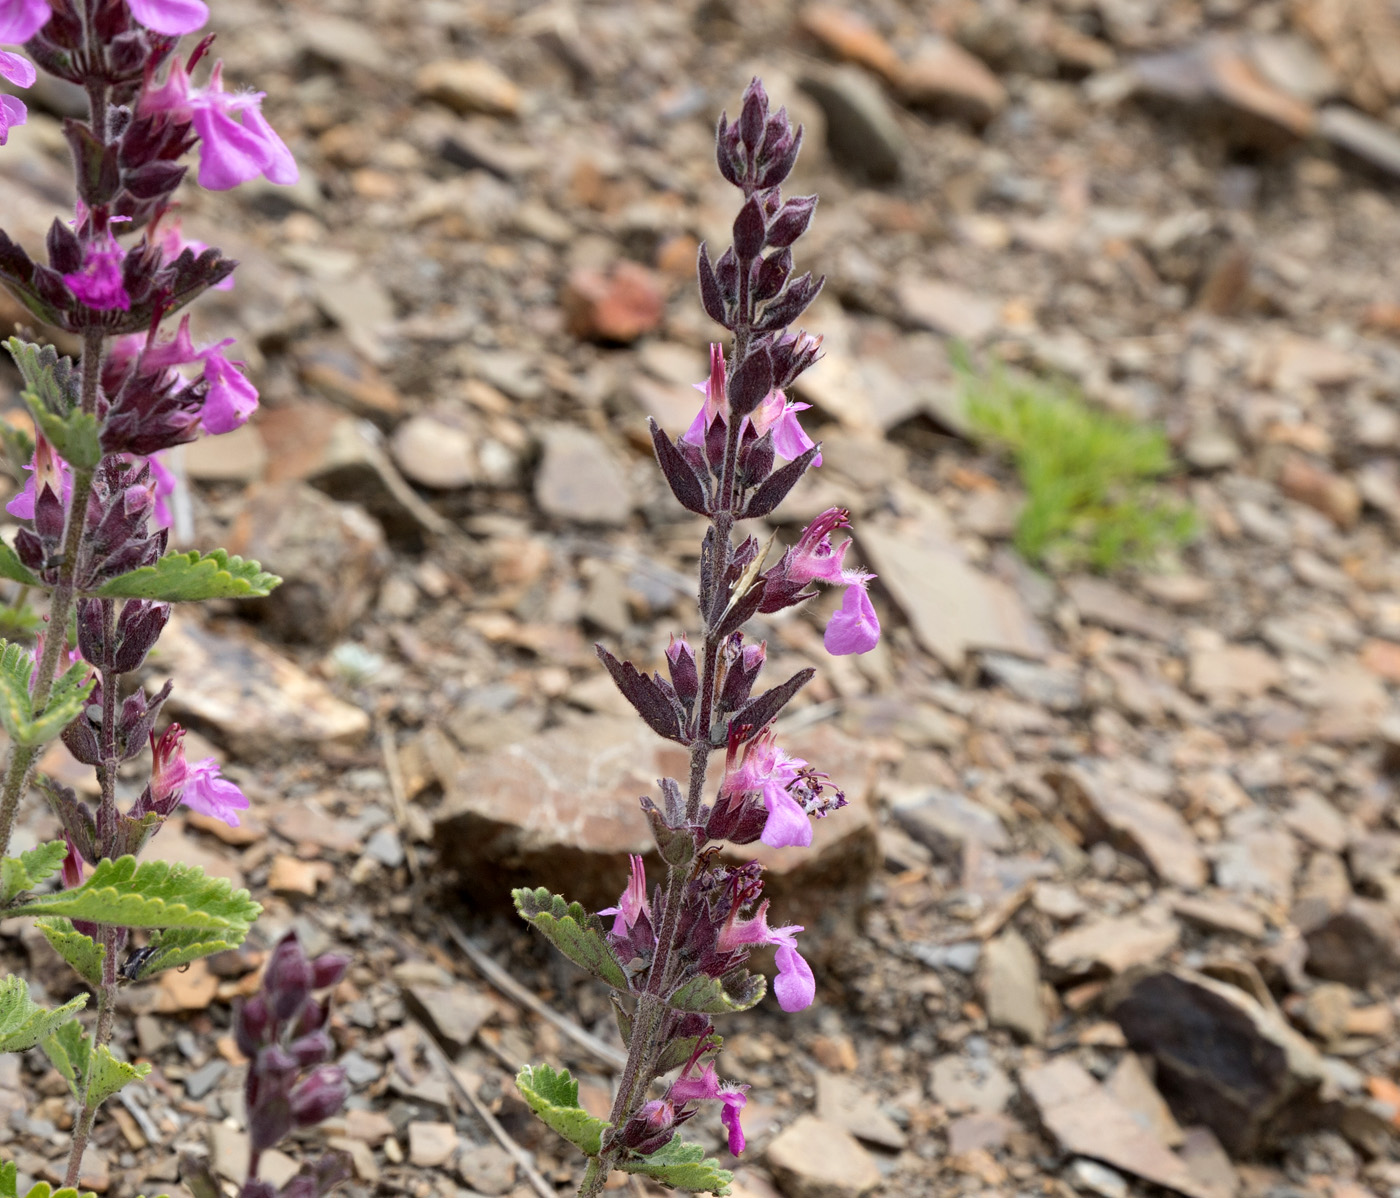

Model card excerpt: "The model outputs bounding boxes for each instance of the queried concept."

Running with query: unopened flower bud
[665,636,698,707]
[311,951,350,990]
[290,1066,348,1127]
[264,931,313,1021]
[235,994,271,1057]
[288,1028,335,1067]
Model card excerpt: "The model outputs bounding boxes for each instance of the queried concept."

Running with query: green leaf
[0,643,94,748]
[4,339,79,416]
[6,856,261,931]
[0,419,35,479]
[620,1136,732,1195]
[129,924,251,980]
[42,1020,148,1104]
[512,887,629,990]
[0,1162,97,1198]
[34,919,105,987]
[21,392,101,469]
[666,969,766,1015]
[0,974,87,1052]
[1,840,69,903]
[0,541,39,588]
[515,1063,608,1157]
[93,549,281,601]
[0,605,43,639]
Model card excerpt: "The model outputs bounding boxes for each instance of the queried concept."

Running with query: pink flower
[0,47,34,87]
[63,228,130,310]
[7,434,71,519]
[60,835,85,890]
[785,508,880,656]
[599,854,651,938]
[141,59,297,191]
[184,757,250,826]
[145,451,177,530]
[127,0,209,35]
[0,0,50,44]
[716,899,815,1012]
[150,722,249,826]
[719,730,843,849]
[0,93,25,145]
[128,314,259,434]
[682,342,820,466]
[667,1061,750,1156]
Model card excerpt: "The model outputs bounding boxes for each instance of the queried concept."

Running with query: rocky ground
[6,0,1400,1196]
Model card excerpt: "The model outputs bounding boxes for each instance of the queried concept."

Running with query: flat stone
[1069,1159,1129,1198]
[1109,968,1326,1155]
[208,1123,250,1185]
[1170,893,1267,940]
[1021,1057,1211,1198]
[407,1121,458,1168]
[979,928,1046,1043]
[1045,906,1181,975]
[860,517,1047,670]
[435,718,877,912]
[184,1059,228,1100]
[814,1072,907,1150]
[1106,1053,1184,1148]
[1279,455,1361,528]
[896,38,1008,126]
[313,273,396,367]
[155,616,370,758]
[929,1055,1015,1113]
[415,59,520,116]
[1301,898,1400,987]
[980,653,1083,712]
[561,262,665,344]
[534,425,633,526]
[1189,642,1284,702]
[1213,810,1298,904]
[887,785,1008,861]
[456,1145,515,1195]
[898,278,999,342]
[1052,766,1206,890]
[1283,790,1352,853]
[1064,576,1174,642]
[945,1112,1019,1156]
[1319,104,1400,178]
[390,414,477,490]
[299,16,391,73]
[766,1115,881,1198]
[799,65,905,182]
[184,423,266,482]
[799,6,903,82]
[400,981,495,1055]
[227,482,387,645]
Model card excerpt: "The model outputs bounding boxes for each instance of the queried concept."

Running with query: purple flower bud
[732,196,766,261]
[718,637,765,712]
[665,635,698,707]
[235,994,271,1058]
[714,247,739,306]
[757,124,804,190]
[696,241,728,326]
[46,216,82,274]
[249,1094,294,1154]
[714,114,742,188]
[765,195,817,249]
[289,1066,348,1127]
[310,952,350,990]
[288,1028,335,1067]
[738,77,768,156]
[112,599,170,673]
[264,932,313,1022]
[753,249,791,303]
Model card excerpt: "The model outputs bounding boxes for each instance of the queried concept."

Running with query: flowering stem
[63,931,116,1188]
[0,324,106,862]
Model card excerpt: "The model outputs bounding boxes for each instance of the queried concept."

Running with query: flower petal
[0,48,35,89]
[824,583,880,656]
[0,0,52,46]
[126,0,209,35]
[773,944,815,1012]
[760,783,811,848]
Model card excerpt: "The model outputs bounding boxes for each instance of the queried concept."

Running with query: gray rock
[766,1115,881,1198]
[390,414,477,490]
[534,426,633,526]
[1319,105,1400,179]
[799,66,906,182]
[979,928,1047,1043]
[929,1055,1015,1113]
[184,1059,228,1100]
[815,1072,907,1150]
[888,786,1008,860]
[981,653,1084,712]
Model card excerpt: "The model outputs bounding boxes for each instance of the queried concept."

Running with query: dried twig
[446,918,628,1072]
[378,723,420,881]
[411,1019,555,1198]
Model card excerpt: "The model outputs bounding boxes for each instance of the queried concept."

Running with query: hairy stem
[63,930,116,1189]
[0,323,105,860]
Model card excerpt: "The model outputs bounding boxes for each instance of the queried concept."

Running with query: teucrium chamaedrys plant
[0,1,344,1193]
[513,78,881,1197]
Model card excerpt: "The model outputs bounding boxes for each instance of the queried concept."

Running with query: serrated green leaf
[34,919,105,987]
[41,1020,148,1104]
[92,549,281,601]
[0,541,39,588]
[7,856,261,930]
[0,974,87,1052]
[21,393,101,470]
[620,1136,732,1195]
[515,1063,608,1156]
[512,887,629,990]
[1,840,68,903]
[0,1158,93,1198]
[4,339,79,416]
[87,1043,150,1104]
[666,969,766,1015]
[0,643,94,748]
[131,924,251,980]
[0,1158,13,1198]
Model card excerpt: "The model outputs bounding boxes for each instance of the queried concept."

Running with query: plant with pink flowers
[513,79,881,1197]
[0,3,346,1196]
